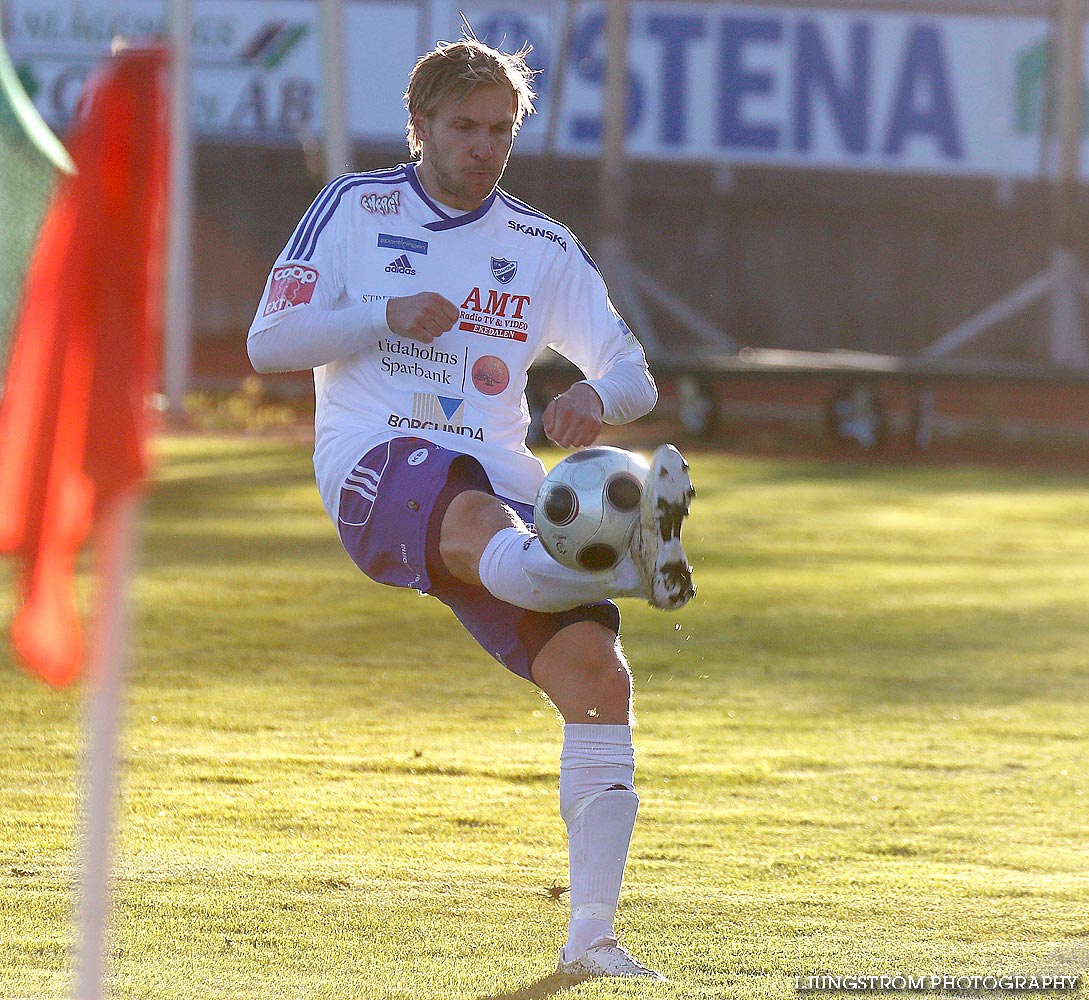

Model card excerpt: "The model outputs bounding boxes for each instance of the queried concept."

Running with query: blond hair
[405,38,537,157]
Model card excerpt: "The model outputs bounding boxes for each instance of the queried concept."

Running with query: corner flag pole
[74,489,140,1000]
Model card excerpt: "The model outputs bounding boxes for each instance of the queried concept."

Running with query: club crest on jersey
[263,264,318,316]
[361,190,401,215]
[491,257,518,284]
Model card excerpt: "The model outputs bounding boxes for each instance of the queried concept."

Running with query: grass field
[3,435,1089,999]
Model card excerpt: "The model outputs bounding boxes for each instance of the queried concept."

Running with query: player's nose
[470,133,494,161]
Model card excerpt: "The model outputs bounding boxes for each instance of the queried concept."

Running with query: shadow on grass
[474,972,585,1000]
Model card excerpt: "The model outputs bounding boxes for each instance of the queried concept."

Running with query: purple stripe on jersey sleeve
[286,175,355,260]
[286,167,407,261]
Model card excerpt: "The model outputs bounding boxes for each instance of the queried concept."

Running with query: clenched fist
[543,382,605,449]
[386,292,460,344]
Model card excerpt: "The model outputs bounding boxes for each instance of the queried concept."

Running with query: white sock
[478,526,641,613]
[559,723,639,962]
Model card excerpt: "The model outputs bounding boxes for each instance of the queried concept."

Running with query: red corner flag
[0,46,168,686]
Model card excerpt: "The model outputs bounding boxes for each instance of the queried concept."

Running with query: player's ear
[412,114,430,143]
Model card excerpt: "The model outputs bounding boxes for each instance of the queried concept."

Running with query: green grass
[3,436,1089,999]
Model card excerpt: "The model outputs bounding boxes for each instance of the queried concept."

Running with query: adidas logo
[385,254,416,275]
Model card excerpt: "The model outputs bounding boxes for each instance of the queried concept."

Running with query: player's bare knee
[563,623,631,691]
[530,620,634,723]
[594,654,633,701]
[593,643,633,710]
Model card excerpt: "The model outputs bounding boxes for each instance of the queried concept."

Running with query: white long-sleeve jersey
[248,163,657,519]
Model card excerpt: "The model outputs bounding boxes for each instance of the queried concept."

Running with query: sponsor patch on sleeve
[263,263,319,316]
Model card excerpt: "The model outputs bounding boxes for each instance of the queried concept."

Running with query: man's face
[413,83,517,211]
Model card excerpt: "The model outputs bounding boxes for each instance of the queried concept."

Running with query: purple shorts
[336,437,620,682]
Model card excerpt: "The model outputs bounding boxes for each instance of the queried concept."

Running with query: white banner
[3,0,418,142]
[1,0,1082,178]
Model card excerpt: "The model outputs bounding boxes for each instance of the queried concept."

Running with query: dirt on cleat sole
[634,444,697,610]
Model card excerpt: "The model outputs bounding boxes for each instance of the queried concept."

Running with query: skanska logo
[507,220,567,252]
[385,254,416,275]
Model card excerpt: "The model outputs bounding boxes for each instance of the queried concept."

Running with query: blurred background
[5,0,1089,454]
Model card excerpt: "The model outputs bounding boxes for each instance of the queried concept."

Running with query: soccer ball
[534,446,650,572]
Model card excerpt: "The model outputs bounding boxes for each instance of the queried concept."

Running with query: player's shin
[478,526,640,612]
[559,724,640,962]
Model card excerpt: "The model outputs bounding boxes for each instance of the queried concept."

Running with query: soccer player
[248,35,695,982]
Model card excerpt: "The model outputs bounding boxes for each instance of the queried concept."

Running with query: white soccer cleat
[556,938,668,981]
[630,443,696,611]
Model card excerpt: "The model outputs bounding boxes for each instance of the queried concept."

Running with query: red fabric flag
[0,46,169,686]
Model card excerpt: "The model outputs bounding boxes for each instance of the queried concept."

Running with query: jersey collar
[406,162,498,232]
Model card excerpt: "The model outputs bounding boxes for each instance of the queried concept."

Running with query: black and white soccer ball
[534,446,650,572]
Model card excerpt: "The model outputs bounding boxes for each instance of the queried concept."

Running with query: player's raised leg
[439,446,698,613]
[440,490,645,611]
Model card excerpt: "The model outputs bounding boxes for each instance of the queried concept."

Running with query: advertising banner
[2,0,1082,179]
